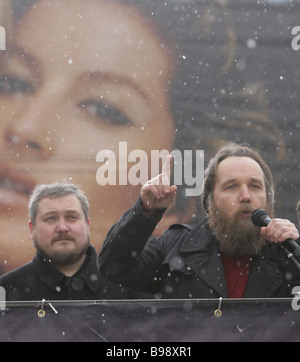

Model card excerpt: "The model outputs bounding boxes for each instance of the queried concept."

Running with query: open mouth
[240,210,253,218]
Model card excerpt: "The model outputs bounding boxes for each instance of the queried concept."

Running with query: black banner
[0,299,299,342]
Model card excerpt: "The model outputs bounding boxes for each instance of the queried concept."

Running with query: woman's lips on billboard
[0,163,36,209]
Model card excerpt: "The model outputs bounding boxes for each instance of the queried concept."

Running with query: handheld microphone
[251,209,300,257]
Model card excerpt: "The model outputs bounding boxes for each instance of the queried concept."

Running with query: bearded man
[99,144,300,298]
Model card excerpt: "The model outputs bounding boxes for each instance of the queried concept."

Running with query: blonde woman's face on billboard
[0,0,175,272]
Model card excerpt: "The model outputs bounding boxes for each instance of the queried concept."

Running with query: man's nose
[239,186,251,203]
[55,220,70,233]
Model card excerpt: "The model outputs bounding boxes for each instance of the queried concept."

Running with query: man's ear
[28,220,34,238]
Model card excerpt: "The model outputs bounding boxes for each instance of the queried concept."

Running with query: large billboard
[0,0,299,275]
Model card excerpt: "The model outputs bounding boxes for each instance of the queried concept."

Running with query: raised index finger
[161,155,173,185]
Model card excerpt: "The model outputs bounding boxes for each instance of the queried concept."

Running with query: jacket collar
[180,220,214,253]
[31,244,101,293]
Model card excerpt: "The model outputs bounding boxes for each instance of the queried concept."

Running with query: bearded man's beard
[208,202,273,258]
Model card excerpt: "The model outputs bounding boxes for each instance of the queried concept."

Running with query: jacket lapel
[244,250,283,297]
[179,221,228,297]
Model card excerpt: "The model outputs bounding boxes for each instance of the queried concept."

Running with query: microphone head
[251,209,271,227]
